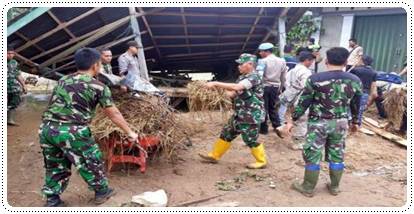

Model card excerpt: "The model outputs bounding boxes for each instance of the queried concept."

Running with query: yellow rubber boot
[199,139,231,163]
[246,143,267,169]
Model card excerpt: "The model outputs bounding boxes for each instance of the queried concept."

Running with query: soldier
[199,53,267,169]
[288,47,362,197]
[39,48,138,206]
[100,48,113,75]
[256,43,288,135]
[7,45,27,126]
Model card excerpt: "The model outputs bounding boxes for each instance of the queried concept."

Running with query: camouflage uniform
[102,63,113,75]
[39,73,114,196]
[220,72,265,148]
[292,70,362,165]
[7,59,22,110]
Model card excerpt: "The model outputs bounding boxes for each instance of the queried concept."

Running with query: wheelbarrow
[104,135,160,174]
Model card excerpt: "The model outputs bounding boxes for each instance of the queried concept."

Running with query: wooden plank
[362,121,407,147]
[158,87,189,98]
[16,7,102,52]
[363,116,381,128]
[241,7,264,52]
[262,8,289,42]
[359,127,375,136]
[138,7,163,60]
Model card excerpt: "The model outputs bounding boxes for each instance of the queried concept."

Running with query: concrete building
[314,7,406,73]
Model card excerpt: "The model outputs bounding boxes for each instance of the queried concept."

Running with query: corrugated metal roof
[8,7,308,79]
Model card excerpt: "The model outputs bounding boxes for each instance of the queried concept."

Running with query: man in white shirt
[346,38,363,71]
[118,41,160,94]
[276,51,315,150]
[256,43,288,134]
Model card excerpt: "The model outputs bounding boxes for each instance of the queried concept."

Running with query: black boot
[259,123,268,135]
[44,195,65,207]
[95,188,116,205]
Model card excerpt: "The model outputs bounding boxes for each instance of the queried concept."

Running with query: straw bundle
[383,86,407,129]
[187,81,232,112]
[91,90,190,159]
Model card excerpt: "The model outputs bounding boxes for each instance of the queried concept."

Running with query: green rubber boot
[327,169,343,196]
[291,168,320,197]
[7,110,18,126]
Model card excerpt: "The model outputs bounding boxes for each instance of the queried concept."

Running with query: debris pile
[91,90,191,159]
[187,81,232,112]
[383,86,407,129]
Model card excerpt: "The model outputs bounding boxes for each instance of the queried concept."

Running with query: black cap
[127,41,142,48]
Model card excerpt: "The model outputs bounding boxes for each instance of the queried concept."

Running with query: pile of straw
[91,90,190,159]
[187,81,232,112]
[383,86,407,129]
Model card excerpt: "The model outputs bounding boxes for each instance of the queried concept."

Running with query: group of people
[199,40,367,198]
[6,36,399,206]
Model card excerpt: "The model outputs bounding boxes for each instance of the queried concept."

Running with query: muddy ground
[7,94,407,207]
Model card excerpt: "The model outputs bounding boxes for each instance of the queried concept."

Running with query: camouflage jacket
[42,73,114,125]
[7,59,22,93]
[233,71,265,124]
[102,63,113,75]
[292,70,362,123]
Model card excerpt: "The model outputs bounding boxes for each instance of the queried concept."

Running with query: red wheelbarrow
[103,135,160,174]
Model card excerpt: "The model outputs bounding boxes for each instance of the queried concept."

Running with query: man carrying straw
[199,53,267,169]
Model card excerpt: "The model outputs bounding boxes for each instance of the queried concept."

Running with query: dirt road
[6,97,407,207]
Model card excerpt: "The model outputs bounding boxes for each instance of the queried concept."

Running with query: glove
[127,132,139,143]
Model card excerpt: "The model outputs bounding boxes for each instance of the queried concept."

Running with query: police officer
[39,48,138,206]
[199,53,267,169]
[7,45,27,126]
[288,47,362,197]
[256,43,287,134]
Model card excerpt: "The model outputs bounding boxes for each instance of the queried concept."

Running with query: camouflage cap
[235,53,257,64]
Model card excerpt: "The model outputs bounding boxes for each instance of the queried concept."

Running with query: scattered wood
[359,127,375,136]
[172,194,224,207]
[203,201,240,207]
[362,121,407,147]
[363,117,381,128]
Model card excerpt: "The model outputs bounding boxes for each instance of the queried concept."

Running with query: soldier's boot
[246,143,267,169]
[327,162,344,196]
[291,165,320,197]
[199,138,231,163]
[44,195,65,207]
[7,110,18,126]
[259,123,268,135]
[95,188,116,205]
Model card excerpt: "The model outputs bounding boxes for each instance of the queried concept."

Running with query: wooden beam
[16,7,102,52]
[7,7,51,36]
[40,14,130,67]
[165,49,255,59]
[150,24,268,29]
[15,32,44,52]
[150,12,275,19]
[15,53,39,67]
[30,27,105,61]
[130,7,150,77]
[39,8,162,67]
[278,16,287,57]
[138,7,163,60]
[241,7,264,52]
[153,34,262,39]
[262,7,290,42]
[158,41,256,48]
[47,11,76,39]
[181,8,191,54]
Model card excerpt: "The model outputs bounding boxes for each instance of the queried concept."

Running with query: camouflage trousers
[38,121,108,196]
[7,92,21,110]
[220,115,260,148]
[303,118,348,165]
